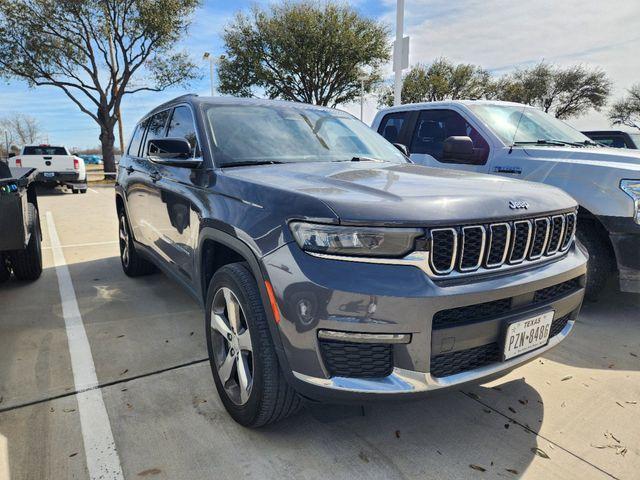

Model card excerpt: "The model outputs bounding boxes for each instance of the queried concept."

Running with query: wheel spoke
[218,350,235,384]
[237,354,251,403]
[210,312,232,338]
[224,289,241,333]
[237,329,252,352]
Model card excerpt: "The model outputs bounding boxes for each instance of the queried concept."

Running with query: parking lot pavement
[0,185,638,479]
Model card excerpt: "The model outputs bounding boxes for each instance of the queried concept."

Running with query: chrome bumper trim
[318,330,411,344]
[293,320,574,394]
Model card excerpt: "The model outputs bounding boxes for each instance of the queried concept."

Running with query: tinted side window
[410,109,489,164]
[378,112,407,144]
[166,106,199,156]
[144,110,170,155]
[127,123,145,157]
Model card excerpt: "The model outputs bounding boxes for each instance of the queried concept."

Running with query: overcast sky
[1,0,638,149]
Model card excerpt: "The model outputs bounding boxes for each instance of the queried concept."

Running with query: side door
[121,119,152,245]
[146,105,203,283]
[406,109,491,174]
[134,109,171,250]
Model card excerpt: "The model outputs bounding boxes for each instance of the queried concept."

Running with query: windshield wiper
[514,139,573,147]
[332,156,384,163]
[220,160,285,168]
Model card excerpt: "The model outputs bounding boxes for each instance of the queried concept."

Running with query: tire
[206,263,301,427]
[72,189,79,194]
[11,203,43,281]
[576,220,615,300]
[80,190,87,194]
[118,209,155,277]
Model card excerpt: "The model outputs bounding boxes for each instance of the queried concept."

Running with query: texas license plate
[503,311,554,360]
[43,172,55,177]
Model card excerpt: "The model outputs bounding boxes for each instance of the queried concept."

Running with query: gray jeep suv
[115,96,587,427]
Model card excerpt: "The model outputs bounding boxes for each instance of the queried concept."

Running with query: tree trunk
[100,125,117,174]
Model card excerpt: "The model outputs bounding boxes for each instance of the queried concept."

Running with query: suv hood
[223,162,576,226]
[522,145,640,173]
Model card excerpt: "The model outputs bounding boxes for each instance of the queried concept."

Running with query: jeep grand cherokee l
[115,95,587,427]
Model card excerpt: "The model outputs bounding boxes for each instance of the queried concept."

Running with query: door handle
[150,170,162,182]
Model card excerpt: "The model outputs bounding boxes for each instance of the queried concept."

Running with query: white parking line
[46,212,124,480]
[43,240,118,250]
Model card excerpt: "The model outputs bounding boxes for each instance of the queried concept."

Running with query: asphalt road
[0,185,638,480]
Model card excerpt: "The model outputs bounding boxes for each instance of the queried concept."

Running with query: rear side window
[378,112,407,144]
[591,135,629,149]
[166,106,199,156]
[127,123,146,157]
[410,109,489,164]
[143,110,170,155]
[23,146,67,155]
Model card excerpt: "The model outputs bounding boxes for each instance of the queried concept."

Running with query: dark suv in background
[115,95,587,427]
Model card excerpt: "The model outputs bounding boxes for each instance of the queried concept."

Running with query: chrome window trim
[529,218,551,260]
[546,215,565,255]
[459,225,486,272]
[508,220,532,265]
[485,223,511,268]
[429,227,458,275]
[560,212,577,251]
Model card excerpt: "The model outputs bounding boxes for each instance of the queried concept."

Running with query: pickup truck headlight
[620,180,640,224]
[290,222,423,258]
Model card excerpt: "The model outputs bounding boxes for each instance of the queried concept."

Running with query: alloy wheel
[210,287,254,405]
[119,215,130,268]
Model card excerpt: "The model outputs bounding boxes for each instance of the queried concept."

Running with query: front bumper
[262,241,587,402]
[599,216,640,293]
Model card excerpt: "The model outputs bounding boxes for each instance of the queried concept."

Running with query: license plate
[503,311,554,360]
[43,172,55,177]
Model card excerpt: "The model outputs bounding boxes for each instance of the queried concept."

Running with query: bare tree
[609,84,640,130]
[0,0,200,172]
[0,113,42,145]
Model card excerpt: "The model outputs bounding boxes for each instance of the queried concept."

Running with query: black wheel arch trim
[197,225,294,382]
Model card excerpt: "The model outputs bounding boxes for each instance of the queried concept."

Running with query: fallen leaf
[508,407,517,414]
[608,364,615,369]
[69,452,78,458]
[616,402,625,408]
[518,399,528,406]
[395,430,400,439]
[506,469,519,475]
[467,392,481,400]
[469,464,486,472]
[121,388,127,392]
[0,396,3,404]
[482,408,491,414]
[590,444,607,449]
[358,451,369,463]
[491,386,502,391]
[190,332,194,336]
[117,334,125,338]
[120,369,128,376]
[62,408,76,413]
[630,353,638,358]
[561,375,573,381]
[436,450,442,455]
[561,402,566,408]
[625,401,637,405]
[531,447,550,459]
[619,448,628,457]
[137,468,162,477]
[504,423,510,429]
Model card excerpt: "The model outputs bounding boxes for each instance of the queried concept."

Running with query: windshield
[205,104,407,166]
[468,104,591,146]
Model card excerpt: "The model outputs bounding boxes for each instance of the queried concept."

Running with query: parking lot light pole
[393,0,405,106]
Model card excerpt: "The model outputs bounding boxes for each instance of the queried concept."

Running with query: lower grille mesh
[430,313,572,378]
[319,340,393,378]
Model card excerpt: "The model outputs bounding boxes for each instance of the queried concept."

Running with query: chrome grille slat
[546,215,565,255]
[509,220,532,264]
[428,212,577,277]
[485,223,511,268]
[459,226,486,272]
[429,228,458,274]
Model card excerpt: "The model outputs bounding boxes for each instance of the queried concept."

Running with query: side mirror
[393,143,409,156]
[148,137,200,168]
[443,136,474,160]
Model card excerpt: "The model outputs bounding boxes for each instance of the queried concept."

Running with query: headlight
[290,222,423,258]
[620,180,640,224]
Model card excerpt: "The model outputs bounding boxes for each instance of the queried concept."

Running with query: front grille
[433,277,582,330]
[319,339,393,378]
[430,314,572,378]
[428,211,577,277]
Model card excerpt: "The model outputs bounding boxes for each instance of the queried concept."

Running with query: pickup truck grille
[429,212,576,276]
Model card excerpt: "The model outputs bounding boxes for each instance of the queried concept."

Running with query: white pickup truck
[373,100,640,298]
[9,145,87,194]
